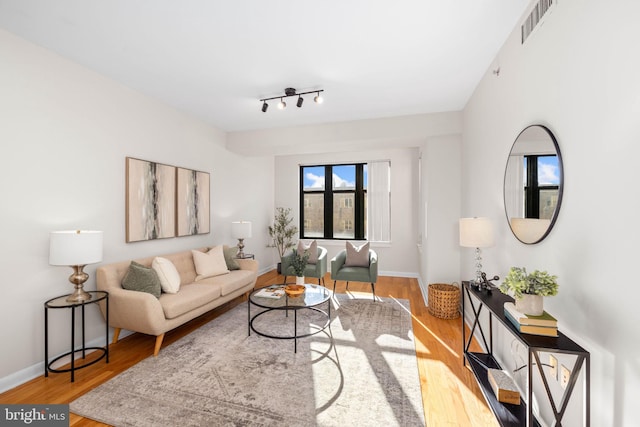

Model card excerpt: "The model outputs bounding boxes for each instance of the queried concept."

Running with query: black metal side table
[44,291,109,382]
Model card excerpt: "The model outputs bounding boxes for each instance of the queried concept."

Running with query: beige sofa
[96,247,258,355]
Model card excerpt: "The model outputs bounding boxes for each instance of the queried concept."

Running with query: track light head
[297,96,304,108]
[314,92,324,104]
[278,98,286,109]
[261,101,268,112]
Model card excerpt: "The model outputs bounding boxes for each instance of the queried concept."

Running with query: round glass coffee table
[248,284,331,352]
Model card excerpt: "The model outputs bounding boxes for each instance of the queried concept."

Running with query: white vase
[515,294,544,316]
[295,276,305,285]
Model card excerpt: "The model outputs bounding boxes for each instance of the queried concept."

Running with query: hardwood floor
[0,271,497,426]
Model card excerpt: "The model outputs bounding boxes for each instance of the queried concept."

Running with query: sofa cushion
[158,283,222,319]
[196,269,256,296]
[152,257,181,294]
[121,261,162,298]
[344,241,370,267]
[192,246,229,280]
[223,246,240,270]
[297,240,318,264]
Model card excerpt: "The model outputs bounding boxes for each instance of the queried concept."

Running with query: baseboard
[0,332,119,394]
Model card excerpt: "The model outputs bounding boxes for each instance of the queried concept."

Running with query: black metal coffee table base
[248,284,332,352]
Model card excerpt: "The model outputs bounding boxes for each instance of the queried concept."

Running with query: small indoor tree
[267,207,298,271]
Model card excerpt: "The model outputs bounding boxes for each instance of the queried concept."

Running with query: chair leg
[345,282,349,290]
[112,327,121,344]
[283,275,288,285]
[333,280,337,293]
[371,283,376,300]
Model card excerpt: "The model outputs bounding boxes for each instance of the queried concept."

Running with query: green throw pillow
[121,261,162,298]
[223,246,241,271]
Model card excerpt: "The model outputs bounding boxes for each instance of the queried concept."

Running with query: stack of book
[503,302,558,337]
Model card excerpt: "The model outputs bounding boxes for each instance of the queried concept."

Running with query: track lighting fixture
[260,87,324,112]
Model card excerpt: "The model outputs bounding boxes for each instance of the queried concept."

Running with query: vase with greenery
[290,249,309,285]
[267,207,298,273]
[499,267,559,315]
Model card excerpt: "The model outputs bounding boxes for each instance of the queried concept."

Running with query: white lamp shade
[231,221,252,239]
[510,218,551,244]
[459,217,495,248]
[49,230,103,266]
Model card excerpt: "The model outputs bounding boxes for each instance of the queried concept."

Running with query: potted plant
[290,249,309,285]
[499,267,559,315]
[267,207,298,273]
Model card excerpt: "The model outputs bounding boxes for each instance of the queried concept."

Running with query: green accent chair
[331,248,378,299]
[281,246,328,286]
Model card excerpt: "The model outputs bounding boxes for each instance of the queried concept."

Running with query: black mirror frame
[503,124,564,244]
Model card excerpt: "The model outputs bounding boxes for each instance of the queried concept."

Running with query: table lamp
[459,217,494,287]
[50,230,103,302]
[231,221,252,258]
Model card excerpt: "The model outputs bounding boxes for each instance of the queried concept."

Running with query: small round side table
[44,291,109,382]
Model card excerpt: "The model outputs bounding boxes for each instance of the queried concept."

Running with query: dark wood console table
[461,281,590,426]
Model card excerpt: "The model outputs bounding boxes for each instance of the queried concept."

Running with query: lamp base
[66,265,93,303]
[236,238,246,258]
[66,287,92,303]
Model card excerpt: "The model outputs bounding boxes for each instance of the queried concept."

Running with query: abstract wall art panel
[176,167,210,236]
[126,157,176,242]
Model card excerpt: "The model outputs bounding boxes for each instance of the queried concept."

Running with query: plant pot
[295,276,305,285]
[516,294,544,316]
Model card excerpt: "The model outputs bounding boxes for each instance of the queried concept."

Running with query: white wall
[420,135,462,297]
[230,111,464,282]
[462,1,640,426]
[273,148,420,276]
[0,29,274,391]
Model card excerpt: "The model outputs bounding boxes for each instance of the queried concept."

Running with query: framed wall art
[176,167,210,236]
[125,157,176,242]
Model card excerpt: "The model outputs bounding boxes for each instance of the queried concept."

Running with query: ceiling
[0,0,530,133]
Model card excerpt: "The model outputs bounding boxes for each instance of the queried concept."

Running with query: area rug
[70,293,426,426]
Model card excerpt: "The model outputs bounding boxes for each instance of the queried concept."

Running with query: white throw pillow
[152,257,181,294]
[297,240,318,264]
[192,246,229,280]
[344,241,370,267]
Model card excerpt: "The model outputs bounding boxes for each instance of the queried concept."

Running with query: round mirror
[504,125,563,244]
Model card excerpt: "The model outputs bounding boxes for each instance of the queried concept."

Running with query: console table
[461,281,590,426]
[44,291,109,382]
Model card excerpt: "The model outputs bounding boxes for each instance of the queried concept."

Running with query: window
[300,161,390,241]
[524,155,560,219]
[300,164,367,239]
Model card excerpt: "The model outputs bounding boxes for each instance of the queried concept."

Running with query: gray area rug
[71,293,426,426]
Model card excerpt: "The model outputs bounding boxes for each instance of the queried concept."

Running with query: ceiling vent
[521,0,555,44]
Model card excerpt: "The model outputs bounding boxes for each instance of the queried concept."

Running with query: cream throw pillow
[344,241,370,267]
[152,257,181,294]
[297,240,318,264]
[192,246,229,280]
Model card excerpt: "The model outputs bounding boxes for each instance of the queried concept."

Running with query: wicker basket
[428,283,460,319]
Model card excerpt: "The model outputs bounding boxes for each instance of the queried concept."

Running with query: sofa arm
[237,258,258,272]
[103,287,168,336]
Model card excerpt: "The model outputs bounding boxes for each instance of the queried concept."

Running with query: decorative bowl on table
[284,284,305,297]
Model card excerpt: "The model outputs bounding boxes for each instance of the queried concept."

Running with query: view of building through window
[301,164,367,239]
